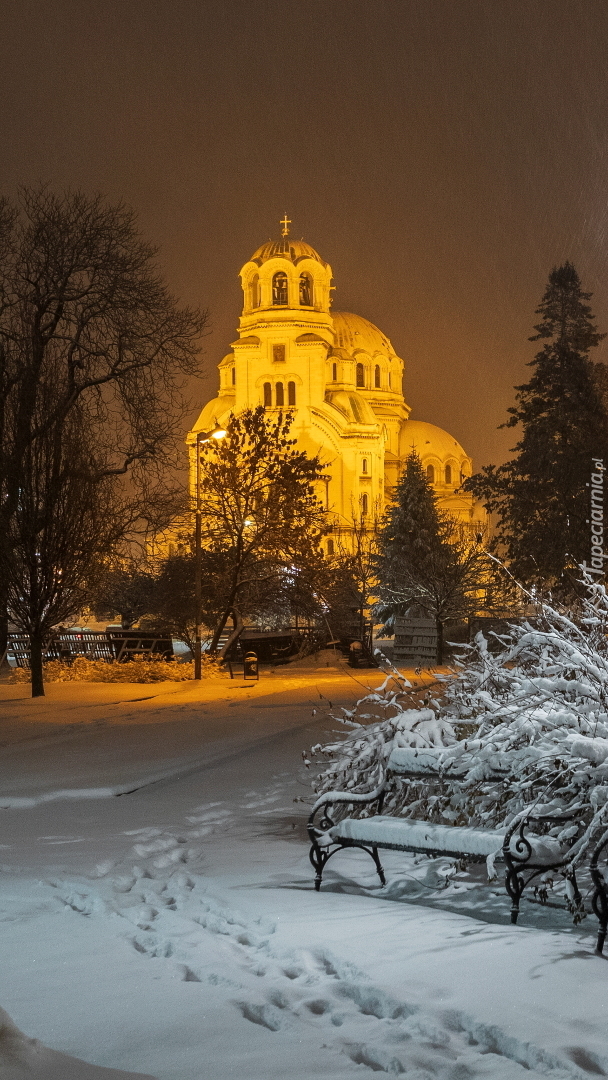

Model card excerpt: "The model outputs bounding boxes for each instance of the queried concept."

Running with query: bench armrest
[308,782,386,834]
[311,783,386,815]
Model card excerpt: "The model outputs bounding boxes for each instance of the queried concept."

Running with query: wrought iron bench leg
[370,846,386,886]
[591,874,608,955]
[569,869,582,906]
[590,834,608,955]
[505,862,524,924]
[309,841,328,892]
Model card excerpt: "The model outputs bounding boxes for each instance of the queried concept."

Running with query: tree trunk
[30,632,45,698]
[208,608,231,656]
[219,607,244,661]
[435,618,444,665]
[0,601,8,669]
[209,586,239,655]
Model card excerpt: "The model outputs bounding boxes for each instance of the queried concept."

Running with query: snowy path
[0,675,607,1078]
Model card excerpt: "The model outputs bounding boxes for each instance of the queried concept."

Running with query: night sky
[3,0,608,470]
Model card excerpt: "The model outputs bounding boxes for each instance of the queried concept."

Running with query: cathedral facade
[189,223,485,547]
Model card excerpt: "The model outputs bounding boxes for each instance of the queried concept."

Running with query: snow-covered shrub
[8,654,222,683]
[310,581,608,842]
[308,673,457,814]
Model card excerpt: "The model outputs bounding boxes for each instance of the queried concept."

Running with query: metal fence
[7,629,173,669]
[7,631,114,669]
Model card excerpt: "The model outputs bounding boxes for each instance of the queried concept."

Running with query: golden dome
[191,396,234,436]
[331,311,395,355]
[325,390,377,425]
[400,420,469,462]
[250,237,327,266]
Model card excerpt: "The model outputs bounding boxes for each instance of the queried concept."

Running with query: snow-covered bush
[310,581,608,840]
[8,654,222,683]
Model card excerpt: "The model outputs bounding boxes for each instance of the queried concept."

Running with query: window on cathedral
[356,363,365,387]
[288,381,296,406]
[374,365,381,388]
[361,458,368,474]
[426,464,435,483]
[327,538,334,556]
[272,272,288,305]
[275,382,284,407]
[361,493,369,516]
[299,272,313,306]
[388,371,392,388]
[263,382,272,407]
[250,274,260,308]
[445,464,452,485]
[332,362,337,381]
[272,344,285,363]
[231,366,236,385]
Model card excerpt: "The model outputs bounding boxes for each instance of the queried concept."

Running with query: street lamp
[194,422,227,680]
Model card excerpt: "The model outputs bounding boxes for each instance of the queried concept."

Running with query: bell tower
[230,218,335,414]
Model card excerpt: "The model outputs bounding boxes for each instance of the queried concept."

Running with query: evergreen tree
[375,451,495,662]
[466,263,608,589]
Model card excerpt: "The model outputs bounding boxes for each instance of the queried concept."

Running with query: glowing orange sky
[3,0,608,470]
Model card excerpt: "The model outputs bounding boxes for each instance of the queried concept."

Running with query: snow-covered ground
[0,663,607,1079]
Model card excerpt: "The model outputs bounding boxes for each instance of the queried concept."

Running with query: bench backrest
[387,746,508,779]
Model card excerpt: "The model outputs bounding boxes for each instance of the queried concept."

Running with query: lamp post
[194,423,227,680]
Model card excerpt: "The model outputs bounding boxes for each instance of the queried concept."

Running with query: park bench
[308,746,608,954]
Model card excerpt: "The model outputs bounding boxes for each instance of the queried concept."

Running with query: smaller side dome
[400,420,471,467]
[332,311,395,355]
[325,390,377,425]
[190,396,234,438]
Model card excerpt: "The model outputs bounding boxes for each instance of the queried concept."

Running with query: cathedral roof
[325,390,377,425]
[400,420,469,462]
[250,237,327,266]
[331,311,395,355]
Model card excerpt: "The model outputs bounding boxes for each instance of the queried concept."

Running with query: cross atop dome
[280,214,291,237]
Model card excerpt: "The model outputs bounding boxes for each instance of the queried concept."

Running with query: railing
[6,630,173,669]
[7,631,114,669]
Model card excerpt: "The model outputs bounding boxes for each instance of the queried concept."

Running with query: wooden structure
[393,616,437,665]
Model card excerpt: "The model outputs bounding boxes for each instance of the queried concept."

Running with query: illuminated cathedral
[189,219,486,548]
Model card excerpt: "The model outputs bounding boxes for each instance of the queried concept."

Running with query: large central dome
[332,311,395,355]
[250,237,327,266]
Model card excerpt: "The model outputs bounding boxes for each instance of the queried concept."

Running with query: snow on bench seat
[327,816,505,857]
[326,816,565,865]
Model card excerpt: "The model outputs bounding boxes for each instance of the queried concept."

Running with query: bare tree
[0,187,207,660]
[4,411,130,695]
[194,407,328,657]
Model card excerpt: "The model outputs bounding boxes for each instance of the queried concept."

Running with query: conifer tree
[467,263,608,589]
[375,451,494,662]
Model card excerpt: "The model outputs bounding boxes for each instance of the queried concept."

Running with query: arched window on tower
[388,371,392,388]
[288,381,296,406]
[356,363,365,387]
[263,382,272,407]
[445,464,452,485]
[426,464,435,483]
[361,493,369,517]
[332,362,337,381]
[250,274,260,308]
[374,365,381,388]
[275,382,284,407]
[231,367,236,385]
[361,458,368,474]
[299,272,313,306]
[327,538,334,556]
[272,272,288,305]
